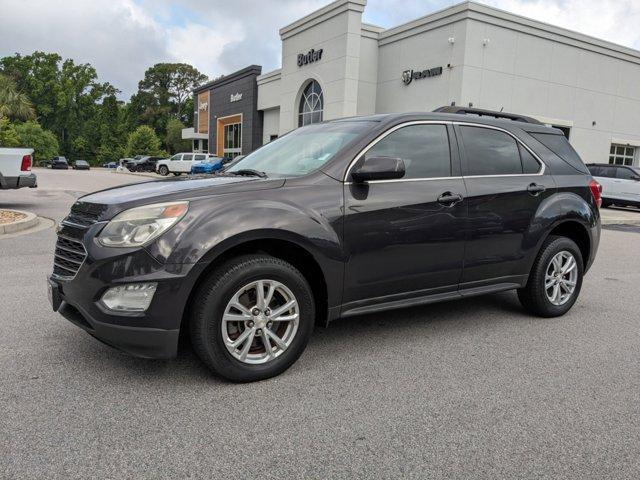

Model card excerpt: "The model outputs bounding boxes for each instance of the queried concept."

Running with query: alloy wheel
[544,251,578,306]
[221,280,300,364]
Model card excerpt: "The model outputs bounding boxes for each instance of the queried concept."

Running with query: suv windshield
[226,121,372,177]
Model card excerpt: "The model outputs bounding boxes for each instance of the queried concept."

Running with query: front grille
[53,236,87,279]
[63,210,100,227]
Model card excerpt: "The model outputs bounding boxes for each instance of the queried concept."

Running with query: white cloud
[1,0,639,100]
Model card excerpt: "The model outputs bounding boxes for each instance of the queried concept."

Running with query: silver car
[587,163,640,208]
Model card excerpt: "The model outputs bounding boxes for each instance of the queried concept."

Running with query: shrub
[125,125,163,157]
[14,120,59,161]
[0,116,21,147]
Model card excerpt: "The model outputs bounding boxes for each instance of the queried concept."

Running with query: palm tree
[0,74,35,121]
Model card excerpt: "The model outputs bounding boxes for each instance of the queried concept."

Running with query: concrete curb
[0,210,39,235]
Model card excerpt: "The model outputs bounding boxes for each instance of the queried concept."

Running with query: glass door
[223,123,242,158]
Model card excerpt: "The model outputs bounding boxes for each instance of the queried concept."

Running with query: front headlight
[98,201,188,247]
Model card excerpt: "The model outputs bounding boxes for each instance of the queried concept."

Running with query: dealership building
[186,0,640,166]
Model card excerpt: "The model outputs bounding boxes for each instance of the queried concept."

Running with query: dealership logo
[297,48,323,67]
[402,66,443,85]
[199,101,208,111]
[230,93,243,103]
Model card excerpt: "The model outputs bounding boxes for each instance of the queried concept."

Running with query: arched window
[298,80,323,127]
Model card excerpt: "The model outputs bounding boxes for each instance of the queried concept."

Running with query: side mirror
[632,175,640,181]
[351,156,405,182]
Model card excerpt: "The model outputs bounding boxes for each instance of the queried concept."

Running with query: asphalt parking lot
[1,168,639,479]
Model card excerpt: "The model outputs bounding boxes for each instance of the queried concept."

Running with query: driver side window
[365,124,451,179]
[171,154,182,161]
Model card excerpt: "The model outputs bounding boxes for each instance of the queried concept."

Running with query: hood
[77,175,285,218]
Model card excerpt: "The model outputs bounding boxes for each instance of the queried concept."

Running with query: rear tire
[158,165,169,176]
[190,255,315,382]
[518,235,584,317]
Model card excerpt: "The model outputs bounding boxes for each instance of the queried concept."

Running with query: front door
[612,166,640,203]
[455,124,552,286]
[342,123,467,309]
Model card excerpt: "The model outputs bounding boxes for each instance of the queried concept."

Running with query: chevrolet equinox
[49,107,602,382]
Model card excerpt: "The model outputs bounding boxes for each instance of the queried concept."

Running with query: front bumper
[0,173,37,189]
[49,221,206,359]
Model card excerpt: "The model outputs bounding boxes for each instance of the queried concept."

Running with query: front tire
[518,235,584,317]
[190,255,315,382]
[158,165,169,176]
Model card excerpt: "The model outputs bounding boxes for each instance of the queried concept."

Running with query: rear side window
[194,154,206,160]
[460,126,521,175]
[518,144,542,174]
[183,154,194,161]
[365,124,451,179]
[530,133,589,174]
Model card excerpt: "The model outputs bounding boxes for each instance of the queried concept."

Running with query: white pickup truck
[0,147,37,189]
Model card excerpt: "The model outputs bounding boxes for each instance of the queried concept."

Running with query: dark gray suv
[49,107,602,382]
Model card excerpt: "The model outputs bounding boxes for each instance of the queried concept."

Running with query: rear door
[342,122,467,308]
[594,166,619,200]
[180,153,194,172]
[456,124,552,287]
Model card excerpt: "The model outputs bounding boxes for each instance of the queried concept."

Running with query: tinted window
[194,154,206,160]
[461,126,521,175]
[519,144,541,174]
[586,165,599,176]
[365,124,451,179]
[183,154,194,161]
[530,133,589,174]
[616,167,636,180]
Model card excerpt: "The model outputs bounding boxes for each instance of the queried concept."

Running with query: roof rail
[433,106,543,125]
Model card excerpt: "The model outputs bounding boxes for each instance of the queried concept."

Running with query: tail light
[589,179,602,208]
[21,154,32,171]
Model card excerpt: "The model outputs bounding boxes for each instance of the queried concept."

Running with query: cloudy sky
[1,0,639,99]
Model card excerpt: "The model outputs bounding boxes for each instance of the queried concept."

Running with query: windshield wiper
[228,169,267,178]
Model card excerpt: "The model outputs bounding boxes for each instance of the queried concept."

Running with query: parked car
[155,152,215,176]
[49,107,601,382]
[101,162,117,169]
[586,163,640,208]
[0,147,37,189]
[50,156,69,170]
[190,156,224,174]
[72,160,90,170]
[125,156,164,172]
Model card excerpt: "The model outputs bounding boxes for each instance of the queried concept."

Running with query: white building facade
[257,0,640,166]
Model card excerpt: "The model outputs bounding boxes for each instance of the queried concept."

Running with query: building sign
[401,66,443,85]
[230,93,243,103]
[199,101,208,111]
[298,48,323,67]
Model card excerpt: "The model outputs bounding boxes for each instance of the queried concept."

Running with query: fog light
[100,283,157,312]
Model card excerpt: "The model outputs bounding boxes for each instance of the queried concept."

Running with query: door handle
[527,183,546,195]
[437,192,463,206]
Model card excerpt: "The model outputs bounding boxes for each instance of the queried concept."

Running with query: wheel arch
[180,233,332,342]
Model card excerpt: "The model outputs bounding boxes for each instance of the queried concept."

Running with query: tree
[1,52,118,160]
[133,63,207,134]
[165,118,191,154]
[0,74,35,120]
[15,121,59,161]
[125,125,163,157]
[0,116,21,147]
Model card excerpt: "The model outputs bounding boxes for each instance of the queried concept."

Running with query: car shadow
[55,291,533,384]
